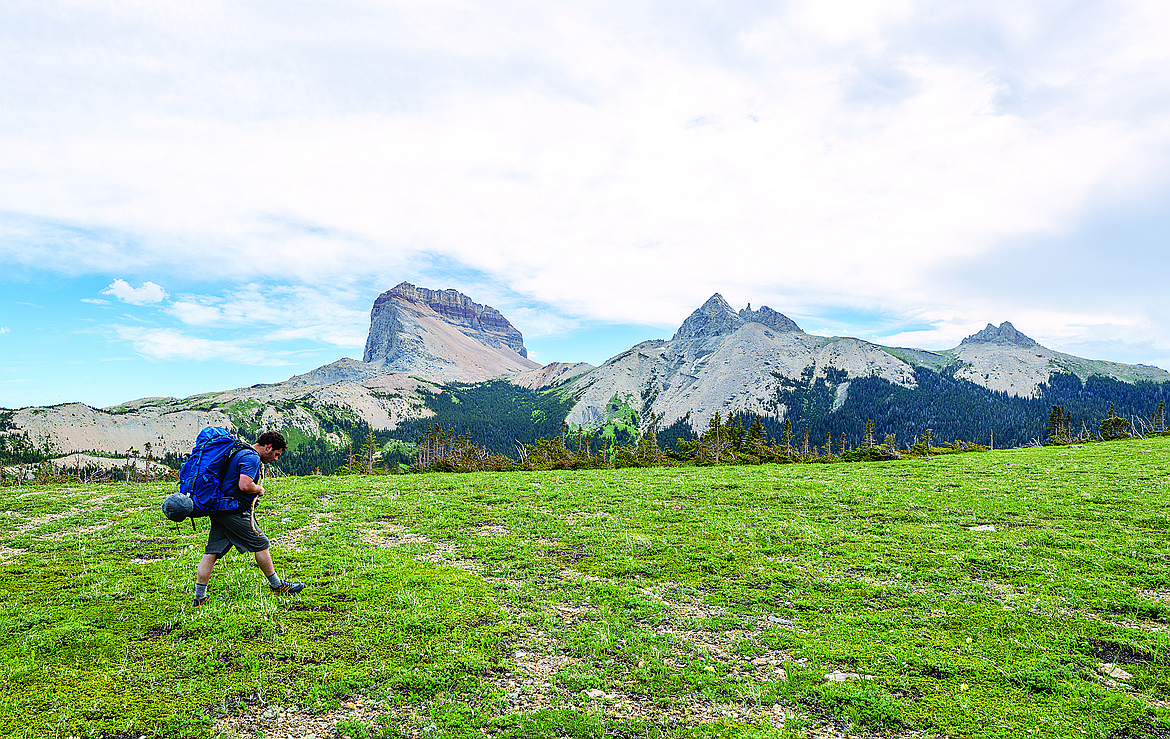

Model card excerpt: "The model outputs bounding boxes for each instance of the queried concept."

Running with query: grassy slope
[2,439,1170,738]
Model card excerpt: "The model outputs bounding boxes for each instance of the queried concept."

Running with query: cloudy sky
[3,0,1169,409]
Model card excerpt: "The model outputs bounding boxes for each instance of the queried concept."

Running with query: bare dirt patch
[269,512,334,549]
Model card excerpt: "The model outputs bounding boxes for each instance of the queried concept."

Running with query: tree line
[296,368,1170,475]
[340,413,979,475]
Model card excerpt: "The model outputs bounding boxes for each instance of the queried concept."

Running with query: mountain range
[3,282,1168,473]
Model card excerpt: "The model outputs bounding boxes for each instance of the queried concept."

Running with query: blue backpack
[162,427,254,522]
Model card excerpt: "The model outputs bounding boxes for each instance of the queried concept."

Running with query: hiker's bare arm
[238,474,265,495]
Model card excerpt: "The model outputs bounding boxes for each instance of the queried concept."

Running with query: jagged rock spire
[959,321,1039,348]
[672,294,743,340]
[673,294,803,341]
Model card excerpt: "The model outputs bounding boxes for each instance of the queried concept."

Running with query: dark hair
[256,431,287,451]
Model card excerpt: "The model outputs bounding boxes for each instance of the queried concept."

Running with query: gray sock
[266,573,283,587]
[194,582,208,599]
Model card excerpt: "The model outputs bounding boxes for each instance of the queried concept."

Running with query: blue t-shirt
[222,447,261,500]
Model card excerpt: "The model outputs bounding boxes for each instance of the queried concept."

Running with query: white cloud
[0,326,9,334]
[168,284,368,350]
[1,1,1168,368]
[80,298,108,304]
[499,306,583,341]
[102,279,168,305]
[111,326,296,366]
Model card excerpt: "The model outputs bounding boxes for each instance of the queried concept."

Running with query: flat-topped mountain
[363,282,538,381]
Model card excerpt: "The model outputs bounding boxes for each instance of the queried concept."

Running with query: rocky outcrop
[284,358,385,386]
[671,295,805,343]
[361,282,538,382]
[672,294,746,340]
[558,300,1170,433]
[960,321,1040,349]
[0,372,442,463]
[740,304,802,334]
[365,282,528,360]
[4,403,234,458]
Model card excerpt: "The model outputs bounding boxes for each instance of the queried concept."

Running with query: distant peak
[673,294,803,340]
[701,293,735,312]
[960,321,1039,348]
[673,294,743,340]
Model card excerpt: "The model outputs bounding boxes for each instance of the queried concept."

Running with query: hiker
[192,430,304,606]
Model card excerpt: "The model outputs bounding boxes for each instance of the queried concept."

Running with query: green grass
[3,438,1170,738]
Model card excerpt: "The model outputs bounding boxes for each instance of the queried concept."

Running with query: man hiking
[193,430,304,606]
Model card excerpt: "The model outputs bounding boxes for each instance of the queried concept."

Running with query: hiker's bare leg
[256,549,304,593]
[254,548,276,577]
[196,554,218,586]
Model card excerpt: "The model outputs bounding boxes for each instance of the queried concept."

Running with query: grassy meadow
[2,437,1170,738]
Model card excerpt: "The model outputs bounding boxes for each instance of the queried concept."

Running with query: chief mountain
[4,282,1168,473]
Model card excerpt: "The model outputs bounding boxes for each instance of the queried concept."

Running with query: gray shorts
[205,509,270,556]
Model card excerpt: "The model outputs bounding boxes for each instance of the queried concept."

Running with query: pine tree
[1047,405,1067,443]
[746,416,764,452]
[336,441,358,475]
[1100,404,1131,439]
[702,412,733,463]
[359,429,381,474]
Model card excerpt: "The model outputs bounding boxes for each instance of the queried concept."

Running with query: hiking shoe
[193,595,209,607]
[270,580,305,595]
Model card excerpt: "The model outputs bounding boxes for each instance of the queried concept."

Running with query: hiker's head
[255,431,287,463]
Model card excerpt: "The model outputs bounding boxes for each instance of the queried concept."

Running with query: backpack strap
[217,443,255,499]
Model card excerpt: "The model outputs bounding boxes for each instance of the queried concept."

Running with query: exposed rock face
[560,301,1170,434]
[960,321,1040,348]
[950,322,1050,397]
[365,282,528,361]
[740,304,802,334]
[284,358,384,387]
[671,295,805,342]
[4,403,234,458]
[361,282,538,382]
[672,294,746,340]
